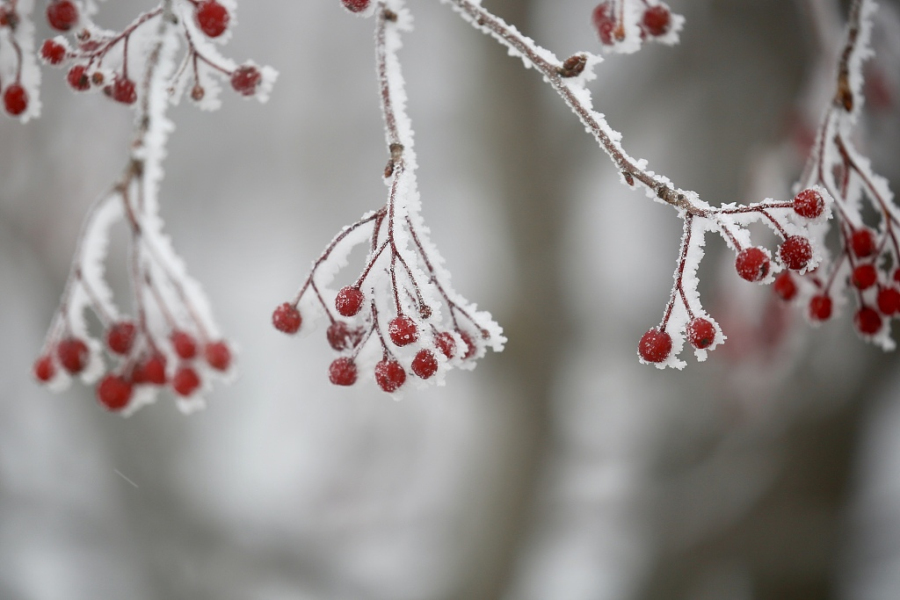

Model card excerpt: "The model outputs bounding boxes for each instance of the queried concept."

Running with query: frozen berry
[204,341,231,371]
[389,316,418,347]
[33,355,56,383]
[877,287,900,315]
[735,247,770,282]
[342,0,370,12]
[809,295,832,321]
[57,337,89,374]
[41,39,67,65]
[172,366,201,396]
[638,328,672,363]
[851,264,877,290]
[106,321,136,355]
[230,64,261,96]
[779,236,813,271]
[686,318,716,350]
[411,349,438,379]
[112,76,136,104]
[641,5,671,37]
[460,331,477,360]
[592,1,617,45]
[375,359,406,392]
[133,353,167,385]
[195,0,229,38]
[3,84,27,116]
[327,321,363,351]
[67,65,90,91]
[435,331,456,359]
[851,228,876,258]
[855,306,882,335]
[774,272,798,301]
[335,286,364,317]
[272,303,302,334]
[793,188,824,219]
[328,357,357,386]
[97,375,132,411]
[47,0,78,31]
[170,330,197,360]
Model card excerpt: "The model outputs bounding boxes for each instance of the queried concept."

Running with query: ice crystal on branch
[34,0,276,414]
[275,1,504,394]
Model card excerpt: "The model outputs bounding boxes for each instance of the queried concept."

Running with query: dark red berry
[852,264,878,290]
[172,366,201,397]
[67,65,90,91]
[793,188,825,219]
[774,272,798,301]
[133,353,167,385]
[375,359,406,393]
[195,0,229,38]
[809,295,832,321]
[641,5,671,37]
[779,236,813,271]
[106,321,136,355]
[686,318,716,350]
[855,306,882,335]
[41,39,67,65]
[204,341,231,371]
[171,330,197,360]
[342,0,370,12]
[335,286,364,317]
[328,357,357,386]
[735,247,771,282]
[3,84,28,116]
[0,6,17,27]
[389,316,418,347]
[33,355,56,383]
[459,331,477,360]
[97,375,132,411]
[877,287,900,316]
[592,1,617,45]
[851,228,876,258]
[272,302,302,334]
[231,65,261,96]
[411,349,438,379]
[638,328,672,363]
[326,321,363,351]
[112,76,136,104]
[47,0,78,31]
[57,337,89,374]
[435,331,456,359]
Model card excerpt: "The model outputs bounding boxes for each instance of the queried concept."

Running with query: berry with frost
[171,330,198,360]
[342,0,370,13]
[106,321,136,355]
[638,328,672,363]
[687,317,716,350]
[47,0,78,32]
[592,2,617,45]
[851,228,876,258]
[172,365,201,396]
[855,307,882,335]
[335,286,364,317]
[411,349,438,379]
[231,65,261,96]
[57,337,89,374]
[641,5,671,37]
[67,65,90,91]
[774,272,798,301]
[272,303,302,334]
[435,331,456,359]
[735,247,770,282]
[375,359,406,392]
[389,316,418,347]
[809,295,833,321]
[133,353,167,385]
[97,375,132,411]
[328,357,357,386]
[195,0,229,38]
[779,236,812,271]
[326,321,363,351]
[793,189,824,219]
[204,341,231,371]
[3,84,28,116]
[41,40,67,65]
[33,355,56,383]
[460,331,477,360]
[112,76,137,104]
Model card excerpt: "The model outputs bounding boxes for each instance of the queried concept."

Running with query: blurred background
[2,0,900,598]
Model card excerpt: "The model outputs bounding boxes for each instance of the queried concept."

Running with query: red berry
[779,236,813,271]
[97,375,132,411]
[204,341,231,371]
[106,321,136,355]
[67,65,90,91]
[375,359,406,393]
[592,2,617,45]
[33,355,56,383]
[3,84,28,116]
[57,337,89,374]
[411,349,438,379]
[41,39,67,65]
[735,247,771,282]
[170,330,197,360]
[435,331,456,359]
[851,228,876,258]
[855,306,882,335]
[272,302,302,334]
[459,331,477,360]
[641,5,671,37]
[328,357,357,386]
[195,0,229,38]
[638,328,672,363]
[342,0,370,12]
[335,286,364,317]
[793,188,825,219]
[112,76,136,104]
[686,318,716,350]
[47,0,78,31]
[877,287,900,315]
[851,264,878,290]
[0,6,17,27]
[326,321,363,351]
[389,316,418,347]
[774,272,798,301]
[809,295,833,321]
[231,64,261,96]
[133,353,167,385]
[172,366,201,397]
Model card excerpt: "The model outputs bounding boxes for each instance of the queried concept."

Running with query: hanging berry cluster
[32,0,276,414]
[0,0,40,119]
[273,0,505,394]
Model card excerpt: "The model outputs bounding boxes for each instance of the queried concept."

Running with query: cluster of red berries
[592,0,672,46]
